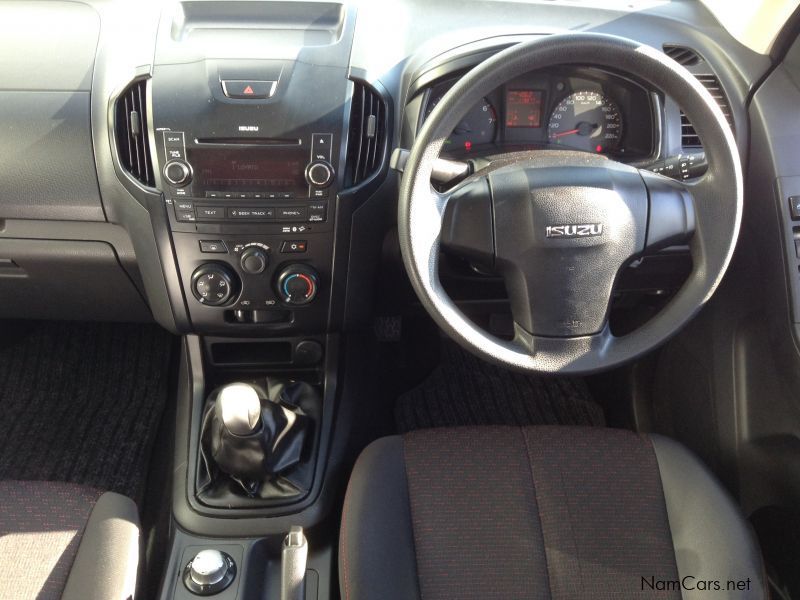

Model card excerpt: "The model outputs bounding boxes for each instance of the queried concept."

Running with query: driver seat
[340,426,766,599]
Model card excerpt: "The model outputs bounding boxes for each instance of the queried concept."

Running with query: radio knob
[276,265,319,305]
[240,246,269,275]
[191,264,239,306]
[305,161,334,188]
[163,160,192,187]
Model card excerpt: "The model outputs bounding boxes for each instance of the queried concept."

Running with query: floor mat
[396,341,604,432]
[0,321,174,502]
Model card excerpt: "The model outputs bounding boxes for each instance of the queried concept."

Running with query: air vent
[680,74,734,148]
[346,80,388,187]
[663,45,702,67]
[115,79,155,187]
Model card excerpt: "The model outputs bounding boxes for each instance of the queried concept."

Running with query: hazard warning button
[220,80,277,99]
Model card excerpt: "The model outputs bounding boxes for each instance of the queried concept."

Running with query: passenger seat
[0,480,139,600]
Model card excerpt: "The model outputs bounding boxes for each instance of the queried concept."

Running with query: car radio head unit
[158,131,335,224]
[188,146,309,197]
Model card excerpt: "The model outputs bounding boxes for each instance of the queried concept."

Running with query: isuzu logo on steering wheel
[545,223,604,238]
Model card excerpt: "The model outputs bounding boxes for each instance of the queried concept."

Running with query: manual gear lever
[200,381,310,496]
[218,383,262,436]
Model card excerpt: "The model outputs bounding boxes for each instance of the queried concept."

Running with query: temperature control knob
[163,159,192,187]
[305,161,334,188]
[191,264,239,306]
[276,264,319,305]
[239,246,269,275]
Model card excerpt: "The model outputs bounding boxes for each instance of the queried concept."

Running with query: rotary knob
[276,264,319,305]
[239,246,269,275]
[163,159,192,187]
[305,161,334,188]
[191,264,239,306]
[183,549,236,596]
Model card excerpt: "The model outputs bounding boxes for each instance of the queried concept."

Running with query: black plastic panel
[0,238,150,321]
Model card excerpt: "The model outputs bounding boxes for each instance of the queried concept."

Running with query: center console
[112,3,382,599]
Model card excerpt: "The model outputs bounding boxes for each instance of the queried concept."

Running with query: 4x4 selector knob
[239,246,269,275]
[191,264,239,306]
[305,161,334,188]
[276,264,319,305]
[163,159,192,187]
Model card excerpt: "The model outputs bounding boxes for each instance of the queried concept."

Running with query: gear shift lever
[217,383,262,436]
[201,381,310,496]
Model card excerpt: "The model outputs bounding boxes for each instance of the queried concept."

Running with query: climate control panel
[172,231,331,334]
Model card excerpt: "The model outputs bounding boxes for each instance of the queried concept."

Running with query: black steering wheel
[398,33,742,374]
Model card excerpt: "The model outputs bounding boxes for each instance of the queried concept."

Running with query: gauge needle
[551,128,579,138]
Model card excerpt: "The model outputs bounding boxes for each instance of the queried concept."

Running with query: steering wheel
[398,33,742,374]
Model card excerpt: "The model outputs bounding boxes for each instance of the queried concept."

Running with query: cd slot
[193,137,301,146]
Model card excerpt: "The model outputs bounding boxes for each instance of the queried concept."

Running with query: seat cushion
[340,426,766,600]
[0,480,139,600]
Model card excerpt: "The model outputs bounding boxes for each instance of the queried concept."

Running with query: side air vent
[680,74,734,148]
[346,80,388,187]
[663,44,702,66]
[115,79,155,187]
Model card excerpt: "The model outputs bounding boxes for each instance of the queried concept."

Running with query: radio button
[252,192,266,199]
[277,207,308,221]
[308,204,327,222]
[175,200,194,211]
[196,207,225,220]
[228,208,275,220]
[312,189,329,199]
[205,191,221,198]
[305,161,334,188]
[176,210,196,222]
[164,160,192,187]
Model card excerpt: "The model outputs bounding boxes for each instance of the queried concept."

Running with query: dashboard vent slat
[680,74,734,149]
[663,45,702,66]
[115,79,155,187]
[346,80,388,187]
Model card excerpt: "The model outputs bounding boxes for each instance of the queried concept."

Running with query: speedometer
[547,91,623,153]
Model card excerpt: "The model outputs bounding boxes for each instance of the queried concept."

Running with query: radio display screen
[187,147,308,195]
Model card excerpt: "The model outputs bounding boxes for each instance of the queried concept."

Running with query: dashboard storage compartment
[0,239,151,321]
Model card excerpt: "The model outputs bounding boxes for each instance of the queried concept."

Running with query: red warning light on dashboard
[506,90,543,128]
[243,85,255,95]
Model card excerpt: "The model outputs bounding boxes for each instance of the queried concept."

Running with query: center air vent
[115,79,155,187]
[345,80,388,187]
[680,74,734,148]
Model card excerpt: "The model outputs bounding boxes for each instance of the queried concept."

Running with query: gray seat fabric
[340,426,767,600]
[0,480,139,600]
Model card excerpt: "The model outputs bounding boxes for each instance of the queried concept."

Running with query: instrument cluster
[420,67,656,161]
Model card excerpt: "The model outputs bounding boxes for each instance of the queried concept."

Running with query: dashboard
[420,68,656,161]
[0,0,768,340]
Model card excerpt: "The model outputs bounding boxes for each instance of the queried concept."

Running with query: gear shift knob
[217,383,262,435]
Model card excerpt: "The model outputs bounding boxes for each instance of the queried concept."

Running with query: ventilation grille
[115,79,155,187]
[681,74,734,148]
[663,44,702,66]
[346,81,387,186]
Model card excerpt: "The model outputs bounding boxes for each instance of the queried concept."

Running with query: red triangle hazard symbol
[243,85,254,95]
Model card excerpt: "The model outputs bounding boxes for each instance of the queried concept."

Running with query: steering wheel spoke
[440,176,495,266]
[640,170,696,252]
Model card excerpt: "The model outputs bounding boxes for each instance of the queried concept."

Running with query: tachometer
[425,95,497,151]
[547,90,623,153]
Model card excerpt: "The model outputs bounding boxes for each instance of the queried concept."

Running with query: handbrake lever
[280,526,308,600]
